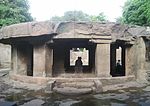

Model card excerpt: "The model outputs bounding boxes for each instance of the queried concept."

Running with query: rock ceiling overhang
[0,21,150,44]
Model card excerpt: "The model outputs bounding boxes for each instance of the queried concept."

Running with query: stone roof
[0,21,55,39]
[0,21,150,42]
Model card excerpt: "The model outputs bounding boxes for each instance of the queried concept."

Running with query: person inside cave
[116,60,123,76]
[75,57,83,73]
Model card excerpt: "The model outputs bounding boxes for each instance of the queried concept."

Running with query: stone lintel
[92,35,111,39]
[89,39,111,44]
[53,33,91,39]
[54,33,112,40]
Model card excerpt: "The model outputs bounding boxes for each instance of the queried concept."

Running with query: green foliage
[50,11,107,22]
[90,13,106,22]
[63,11,90,21]
[0,0,33,28]
[115,17,124,24]
[122,0,150,26]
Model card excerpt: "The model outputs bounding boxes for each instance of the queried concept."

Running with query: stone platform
[9,74,135,86]
[9,74,135,95]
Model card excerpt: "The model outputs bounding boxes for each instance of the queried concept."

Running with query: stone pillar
[45,46,53,77]
[11,45,18,74]
[95,44,110,77]
[125,47,131,76]
[33,44,46,77]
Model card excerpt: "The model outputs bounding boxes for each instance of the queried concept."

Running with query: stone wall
[128,37,148,82]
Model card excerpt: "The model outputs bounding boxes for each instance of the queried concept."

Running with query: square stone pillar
[125,48,131,76]
[11,45,18,74]
[45,46,53,77]
[95,44,110,77]
[33,44,46,77]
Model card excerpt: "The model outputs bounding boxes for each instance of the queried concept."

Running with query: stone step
[53,87,93,95]
[58,73,95,78]
[55,78,95,83]
[56,81,94,88]
[53,79,103,95]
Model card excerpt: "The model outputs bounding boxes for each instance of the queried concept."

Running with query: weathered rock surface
[143,86,150,91]
[0,69,9,77]
[93,79,103,93]
[56,99,80,106]
[111,103,127,106]
[0,101,17,106]
[94,93,130,101]
[0,43,11,69]
[44,80,56,93]
[1,21,150,43]
[0,78,10,92]
[103,81,146,91]
[0,21,55,39]
[20,99,45,106]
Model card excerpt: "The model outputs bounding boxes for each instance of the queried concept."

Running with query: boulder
[93,80,103,93]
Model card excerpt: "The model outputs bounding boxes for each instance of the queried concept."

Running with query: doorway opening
[52,39,96,76]
[70,48,89,66]
[110,43,125,77]
[27,44,33,76]
[17,42,33,76]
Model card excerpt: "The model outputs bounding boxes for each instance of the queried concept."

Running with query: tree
[50,10,107,22]
[50,16,63,22]
[122,0,150,26]
[90,12,106,22]
[0,0,33,28]
[115,17,124,24]
[63,11,90,21]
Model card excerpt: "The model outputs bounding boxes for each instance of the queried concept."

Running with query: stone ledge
[9,74,49,85]
[9,74,135,86]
